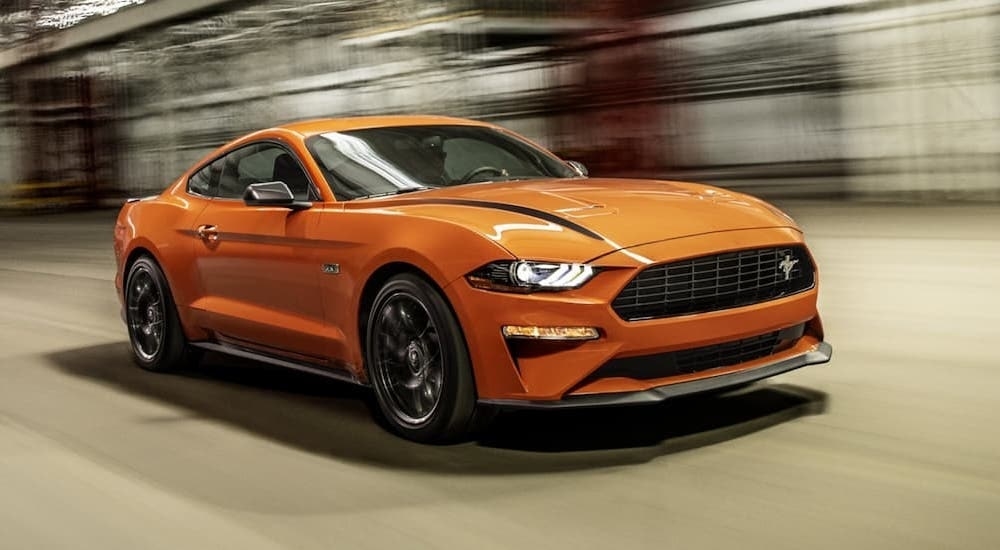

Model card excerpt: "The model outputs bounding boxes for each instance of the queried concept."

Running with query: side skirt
[191,342,367,386]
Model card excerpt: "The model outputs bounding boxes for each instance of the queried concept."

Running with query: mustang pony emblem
[778,255,799,280]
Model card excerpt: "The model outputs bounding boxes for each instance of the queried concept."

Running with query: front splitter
[480,342,832,410]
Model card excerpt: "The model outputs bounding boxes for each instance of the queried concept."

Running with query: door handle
[196,224,219,243]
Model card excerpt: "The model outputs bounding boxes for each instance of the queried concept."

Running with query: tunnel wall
[837,0,1000,200]
[0,78,15,203]
[0,0,998,205]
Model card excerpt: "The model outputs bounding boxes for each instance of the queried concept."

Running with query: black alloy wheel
[125,256,199,372]
[366,273,488,443]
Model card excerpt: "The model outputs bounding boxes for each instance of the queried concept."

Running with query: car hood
[369,178,799,262]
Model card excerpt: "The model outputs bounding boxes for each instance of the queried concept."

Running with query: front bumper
[480,341,831,409]
[443,227,829,403]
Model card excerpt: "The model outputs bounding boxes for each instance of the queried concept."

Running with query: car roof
[278,115,493,137]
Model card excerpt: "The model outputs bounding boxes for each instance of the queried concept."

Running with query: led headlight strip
[467,260,598,292]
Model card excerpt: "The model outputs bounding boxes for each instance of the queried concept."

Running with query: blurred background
[1,0,998,210]
[1,3,999,549]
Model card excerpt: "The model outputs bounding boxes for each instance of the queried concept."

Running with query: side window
[216,143,313,200]
[187,157,223,196]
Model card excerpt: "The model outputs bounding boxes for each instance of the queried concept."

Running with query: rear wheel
[365,273,489,443]
[125,256,200,372]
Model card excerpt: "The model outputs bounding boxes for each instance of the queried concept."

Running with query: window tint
[442,138,534,181]
[187,157,223,196]
[216,143,313,200]
[306,125,575,200]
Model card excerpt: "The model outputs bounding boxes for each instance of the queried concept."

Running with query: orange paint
[114,116,827,403]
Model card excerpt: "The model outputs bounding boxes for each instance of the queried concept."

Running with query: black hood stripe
[400,198,603,240]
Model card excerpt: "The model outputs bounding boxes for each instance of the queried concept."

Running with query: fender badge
[322,264,341,275]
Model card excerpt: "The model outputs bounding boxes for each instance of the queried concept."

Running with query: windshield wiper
[357,188,430,200]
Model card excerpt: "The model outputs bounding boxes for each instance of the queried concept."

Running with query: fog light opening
[501,325,600,341]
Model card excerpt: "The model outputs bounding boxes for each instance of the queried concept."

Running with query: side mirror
[566,160,589,177]
[243,181,311,210]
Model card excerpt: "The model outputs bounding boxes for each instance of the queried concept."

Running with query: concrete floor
[0,202,997,549]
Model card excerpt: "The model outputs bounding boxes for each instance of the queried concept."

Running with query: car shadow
[47,342,828,474]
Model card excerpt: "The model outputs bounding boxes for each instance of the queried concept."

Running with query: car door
[188,141,329,362]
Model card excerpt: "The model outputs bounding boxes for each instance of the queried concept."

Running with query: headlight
[467,260,597,292]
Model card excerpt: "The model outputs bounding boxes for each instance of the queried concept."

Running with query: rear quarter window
[188,165,212,196]
[187,157,223,197]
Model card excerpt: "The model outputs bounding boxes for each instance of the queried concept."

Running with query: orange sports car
[113,115,831,442]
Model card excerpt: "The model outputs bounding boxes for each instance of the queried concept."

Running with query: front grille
[592,324,805,381]
[612,246,814,321]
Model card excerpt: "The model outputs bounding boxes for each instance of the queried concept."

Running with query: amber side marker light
[501,326,600,341]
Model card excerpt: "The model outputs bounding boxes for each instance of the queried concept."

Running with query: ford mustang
[113,115,832,443]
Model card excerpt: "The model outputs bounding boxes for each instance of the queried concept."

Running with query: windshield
[305,125,577,200]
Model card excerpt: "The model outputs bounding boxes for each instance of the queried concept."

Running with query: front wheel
[365,273,488,443]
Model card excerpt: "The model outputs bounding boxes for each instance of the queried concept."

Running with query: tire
[365,273,490,443]
[124,256,200,372]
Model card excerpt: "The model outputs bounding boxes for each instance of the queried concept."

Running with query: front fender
[316,208,515,372]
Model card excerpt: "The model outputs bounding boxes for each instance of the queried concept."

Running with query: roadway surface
[0,202,997,549]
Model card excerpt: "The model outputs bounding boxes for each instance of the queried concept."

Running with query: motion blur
[0,2,998,550]
[1,0,998,208]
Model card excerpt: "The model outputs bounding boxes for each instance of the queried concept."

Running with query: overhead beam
[0,0,244,71]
